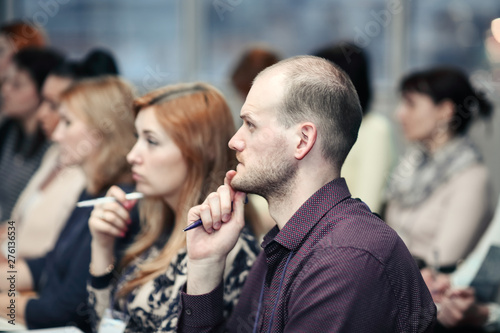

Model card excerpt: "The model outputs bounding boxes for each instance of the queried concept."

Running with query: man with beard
[178,55,437,332]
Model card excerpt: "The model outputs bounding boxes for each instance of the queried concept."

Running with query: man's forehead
[255,67,286,87]
[244,71,285,108]
[240,100,281,124]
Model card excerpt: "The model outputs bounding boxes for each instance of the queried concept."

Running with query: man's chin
[230,175,249,193]
[230,177,261,197]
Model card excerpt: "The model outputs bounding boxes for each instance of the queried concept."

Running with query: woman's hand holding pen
[185,170,246,295]
[89,186,137,248]
[88,186,137,276]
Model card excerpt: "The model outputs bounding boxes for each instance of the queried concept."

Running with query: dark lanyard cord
[253,250,294,333]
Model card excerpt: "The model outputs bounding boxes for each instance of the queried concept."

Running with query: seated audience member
[385,67,494,271]
[4,49,119,259]
[0,21,46,87]
[0,48,64,221]
[0,76,138,331]
[422,197,500,332]
[314,41,395,214]
[420,19,500,333]
[178,56,436,332]
[87,83,259,332]
[230,46,281,239]
[231,47,280,101]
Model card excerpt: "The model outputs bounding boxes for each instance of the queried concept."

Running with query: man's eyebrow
[240,113,255,121]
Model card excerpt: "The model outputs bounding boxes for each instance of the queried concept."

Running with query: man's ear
[295,122,317,160]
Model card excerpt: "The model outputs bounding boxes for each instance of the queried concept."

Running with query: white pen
[76,192,144,207]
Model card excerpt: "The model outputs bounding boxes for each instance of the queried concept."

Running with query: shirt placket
[259,242,290,333]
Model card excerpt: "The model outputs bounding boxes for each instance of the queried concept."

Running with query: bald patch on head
[251,55,362,169]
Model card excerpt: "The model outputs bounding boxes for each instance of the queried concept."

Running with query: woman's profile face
[1,64,40,119]
[127,106,188,207]
[37,75,73,138]
[396,91,449,143]
[52,102,101,168]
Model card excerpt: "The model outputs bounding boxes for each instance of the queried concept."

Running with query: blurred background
[1,0,500,196]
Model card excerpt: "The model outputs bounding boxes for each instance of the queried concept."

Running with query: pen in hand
[183,196,247,232]
[76,192,144,207]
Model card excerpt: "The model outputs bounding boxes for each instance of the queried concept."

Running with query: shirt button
[185,308,192,316]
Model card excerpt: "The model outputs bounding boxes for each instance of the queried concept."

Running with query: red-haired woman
[88,83,259,332]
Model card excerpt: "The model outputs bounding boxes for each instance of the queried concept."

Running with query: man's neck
[268,168,339,229]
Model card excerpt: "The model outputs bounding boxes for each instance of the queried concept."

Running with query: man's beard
[231,152,297,200]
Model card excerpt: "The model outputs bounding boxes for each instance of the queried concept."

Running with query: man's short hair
[258,55,362,169]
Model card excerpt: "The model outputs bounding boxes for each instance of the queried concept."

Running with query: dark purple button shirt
[179,178,436,332]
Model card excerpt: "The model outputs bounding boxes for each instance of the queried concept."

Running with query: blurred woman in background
[0,47,63,222]
[0,76,137,331]
[314,41,395,214]
[4,49,119,259]
[0,21,46,86]
[88,82,259,332]
[385,67,494,271]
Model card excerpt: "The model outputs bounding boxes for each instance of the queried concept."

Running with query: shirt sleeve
[286,246,435,333]
[178,231,259,332]
[179,282,225,332]
[24,237,91,329]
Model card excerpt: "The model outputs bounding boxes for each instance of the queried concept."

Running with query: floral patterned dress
[88,230,259,332]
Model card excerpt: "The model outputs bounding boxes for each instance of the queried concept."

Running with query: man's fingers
[224,170,237,186]
[217,185,233,223]
[207,193,222,230]
[231,191,246,230]
[200,204,214,233]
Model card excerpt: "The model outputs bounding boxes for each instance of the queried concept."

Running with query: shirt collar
[261,225,280,249]
[263,177,351,251]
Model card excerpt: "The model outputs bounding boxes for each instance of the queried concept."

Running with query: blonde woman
[0,76,137,331]
[88,83,259,332]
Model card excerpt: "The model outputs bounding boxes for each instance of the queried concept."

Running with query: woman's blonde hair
[118,82,236,297]
[60,76,136,194]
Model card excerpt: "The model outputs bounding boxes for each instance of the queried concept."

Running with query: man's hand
[185,170,246,295]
